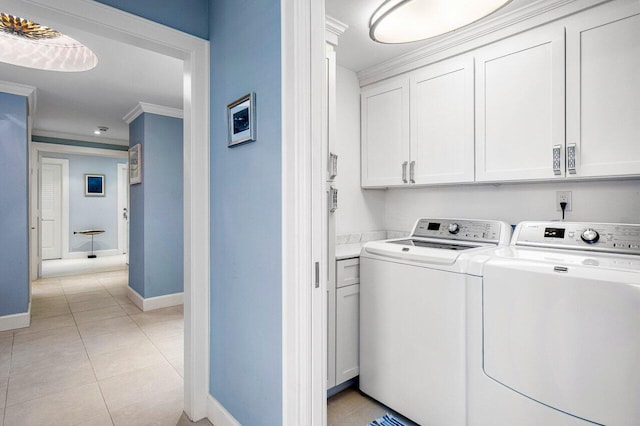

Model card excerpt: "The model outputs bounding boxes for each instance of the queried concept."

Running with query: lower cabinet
[328,257,360,390]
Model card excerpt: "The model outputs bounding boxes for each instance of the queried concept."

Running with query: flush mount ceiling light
[369,0,512,44]
[0,13,98,71]
[94,126,108,135]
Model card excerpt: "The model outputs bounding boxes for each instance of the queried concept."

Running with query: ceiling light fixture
[369,0,512,44]
[94,126,108,135]
[0,13,98,72]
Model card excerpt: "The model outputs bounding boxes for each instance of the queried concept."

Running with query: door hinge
[314,262,320,288]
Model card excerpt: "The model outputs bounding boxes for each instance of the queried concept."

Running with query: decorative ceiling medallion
[0,13,98,72]
[0,13,61,40]
[369,0,512,44]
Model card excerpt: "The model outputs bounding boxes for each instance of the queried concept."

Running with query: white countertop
[335,243,365,260]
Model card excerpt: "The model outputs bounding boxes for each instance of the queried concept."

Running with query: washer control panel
[412,219,504,244]
[515,222,640,255]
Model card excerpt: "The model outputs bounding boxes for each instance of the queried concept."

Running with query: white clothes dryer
[467,221,640,426]
[360,218,512,426]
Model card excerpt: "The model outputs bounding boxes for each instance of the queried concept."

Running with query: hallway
[0,270,191,426]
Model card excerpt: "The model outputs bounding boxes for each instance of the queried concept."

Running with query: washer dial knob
[581,228,600,244]
[448,223,460,234]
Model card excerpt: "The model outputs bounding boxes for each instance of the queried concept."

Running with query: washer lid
[363,238,491,265]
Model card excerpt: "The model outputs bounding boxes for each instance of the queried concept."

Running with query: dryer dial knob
[581,229,600,244]
[448,223,460,234]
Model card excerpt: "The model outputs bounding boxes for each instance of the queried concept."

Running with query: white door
[41,161,63,260]
[117,163,129,258]
[566,4,640,178]
[410,55,475,185]
[361,75,410,188]
[475,23,565,182]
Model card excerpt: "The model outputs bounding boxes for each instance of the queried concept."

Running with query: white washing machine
[360,218,512,426]
[467,221,640,426]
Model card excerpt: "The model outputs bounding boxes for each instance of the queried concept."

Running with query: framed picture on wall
[85,174,105,196]
[129,143,142,184]
[227,92,256,147]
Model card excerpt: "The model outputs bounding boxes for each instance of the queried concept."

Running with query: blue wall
[93,0,208,40]
[209,1,283,424]
[128,113,184,299]
[43,152,127,253]
[0,93,29,317]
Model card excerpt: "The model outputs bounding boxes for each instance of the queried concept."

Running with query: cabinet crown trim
[357,0,607,87]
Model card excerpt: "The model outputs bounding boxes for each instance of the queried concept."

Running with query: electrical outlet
[556,191,572,211]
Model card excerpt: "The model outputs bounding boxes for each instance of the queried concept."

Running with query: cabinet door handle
[410,161,416,183]
[552,145,562,176]
[567,143,577,175]
[402,161,408,183]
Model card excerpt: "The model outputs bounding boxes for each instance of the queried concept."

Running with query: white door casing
[117,163,129,257]
[7,0,211,421]
[40,158,69,260]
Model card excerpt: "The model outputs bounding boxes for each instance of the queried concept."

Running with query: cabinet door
[566,4,640,178]
[410,55,475,184]
[335,284,360,385]
[475,24,565,182]
[361,76,410,187]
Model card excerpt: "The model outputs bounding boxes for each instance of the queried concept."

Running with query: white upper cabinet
[566,4,640,178]
[361,76,410,187]
[410,56,475,184]
[475,24,565,182]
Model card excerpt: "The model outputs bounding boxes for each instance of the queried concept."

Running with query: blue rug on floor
[369,413,406,426]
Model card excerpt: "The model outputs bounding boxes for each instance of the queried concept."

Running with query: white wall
[384,179,640,232]
[334,65,385,236]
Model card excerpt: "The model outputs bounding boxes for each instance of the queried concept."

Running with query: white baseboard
[0,302,31,332]
[63,249,120,259]
[127,286,183,312]
[207,394,240,426]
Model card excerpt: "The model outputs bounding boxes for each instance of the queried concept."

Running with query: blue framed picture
[227,92,256,147]
[85,174,105,196]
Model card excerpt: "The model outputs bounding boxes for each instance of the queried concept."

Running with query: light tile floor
[327,387,418,426]
[0,270,211,426]
[41,255,128,279]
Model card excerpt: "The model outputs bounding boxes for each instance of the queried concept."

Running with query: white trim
[127,286,184,311]
[206,394,241,426]
[40,157,70,260]
[64,249,120,259]
[0,303,31,332]
[123,102,184,124]
[325,15,348,47]
[32,129,128,147]
[357,0,609,86]
[11,0,210,421]
[0,80,37,117]
[282,0,324,424]
[117,163,129,256]
[33,142,128,159]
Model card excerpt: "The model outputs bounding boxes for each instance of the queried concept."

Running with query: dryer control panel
[412,219,506,244]
[514,221,640,255]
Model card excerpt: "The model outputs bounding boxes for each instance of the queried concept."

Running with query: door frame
[10,0,211,421]
[40,157,69,260]
[116,162,129,256]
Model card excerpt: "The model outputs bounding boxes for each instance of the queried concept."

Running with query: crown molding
[0,80,37,118]
[358,0,610,86]
[326,15,349,46]
[32,129,128,146]
[123,102,184,124]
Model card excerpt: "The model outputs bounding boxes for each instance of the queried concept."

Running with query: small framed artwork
[129,143,142,184]
[85,174,105,196]
[227,92,256,147]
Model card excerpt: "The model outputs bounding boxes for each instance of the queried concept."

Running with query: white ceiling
[0,21,183,144]
[326,0,539,72]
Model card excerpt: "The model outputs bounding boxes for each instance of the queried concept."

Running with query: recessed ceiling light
[94,126,108,135]
[369,0,512,44]
[0,13,98,71]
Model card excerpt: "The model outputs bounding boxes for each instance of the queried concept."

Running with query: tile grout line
[68,276,116,426]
